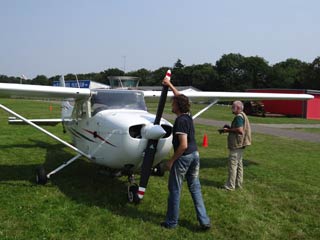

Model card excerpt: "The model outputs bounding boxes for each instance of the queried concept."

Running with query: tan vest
[227,112,252,150]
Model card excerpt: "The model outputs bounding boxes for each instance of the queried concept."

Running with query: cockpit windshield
[91,90,147,115]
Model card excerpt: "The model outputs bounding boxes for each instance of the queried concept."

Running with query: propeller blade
[137,70,171,201]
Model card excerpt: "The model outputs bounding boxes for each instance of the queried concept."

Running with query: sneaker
[223,185,235,191]
[160,222,176,229]
[200,223,211,231]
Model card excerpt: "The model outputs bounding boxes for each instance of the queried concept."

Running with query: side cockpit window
[72,100,89,119]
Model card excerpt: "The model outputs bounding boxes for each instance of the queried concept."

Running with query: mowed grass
[0,99,319,239]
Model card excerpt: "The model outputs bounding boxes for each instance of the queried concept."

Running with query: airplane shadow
[0,140,182,229]
[0,140,259,230]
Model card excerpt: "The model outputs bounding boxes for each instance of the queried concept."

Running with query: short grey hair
[233,100,244,111]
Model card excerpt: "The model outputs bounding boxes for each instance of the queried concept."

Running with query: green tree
[31,75,49,85]
[172,59,185,86]
[174,59,184,69]
[269,58,308,88]
[149,67,170,85]
[0,75,21,83]
[216,53,246,91]
[104,68,124,77]
[301,57,320,90]
[242,56,270,89]
[184,64,219,90]
[126,68,151,86]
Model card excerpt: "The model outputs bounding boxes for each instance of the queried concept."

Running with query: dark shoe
[160,222,176,229]
[200,223,211,231]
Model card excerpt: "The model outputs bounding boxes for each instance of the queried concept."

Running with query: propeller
[136,70,171,202]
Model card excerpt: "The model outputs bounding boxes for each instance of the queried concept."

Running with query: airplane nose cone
[141,125,166,140]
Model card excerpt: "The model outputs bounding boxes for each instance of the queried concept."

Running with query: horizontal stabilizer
[8,117,62,126]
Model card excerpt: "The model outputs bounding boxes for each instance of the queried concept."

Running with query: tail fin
[59,75,73,119]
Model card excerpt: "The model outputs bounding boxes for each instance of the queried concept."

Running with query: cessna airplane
[0,70,314,203]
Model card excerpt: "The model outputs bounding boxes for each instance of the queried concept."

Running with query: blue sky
[1,0,319,78]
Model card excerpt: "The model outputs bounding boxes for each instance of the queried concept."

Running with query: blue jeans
[165,151,210,227]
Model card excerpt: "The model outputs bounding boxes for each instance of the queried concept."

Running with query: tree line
[1,53,319,91]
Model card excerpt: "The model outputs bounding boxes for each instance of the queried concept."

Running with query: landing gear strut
[35,154,82,185]
[127,174,140,204]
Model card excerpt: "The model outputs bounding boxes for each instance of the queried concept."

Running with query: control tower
[107,76,140,89]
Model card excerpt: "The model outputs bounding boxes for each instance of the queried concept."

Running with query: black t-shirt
[172,114,197,155]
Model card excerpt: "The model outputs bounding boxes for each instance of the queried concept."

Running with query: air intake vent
[129,124,144,138]
[161,124,172,138]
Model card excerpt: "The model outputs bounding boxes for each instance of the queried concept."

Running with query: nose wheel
[127,174,140,204]
[128,184,140,204]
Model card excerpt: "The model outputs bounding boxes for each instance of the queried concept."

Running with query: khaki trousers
[225,148,244,189]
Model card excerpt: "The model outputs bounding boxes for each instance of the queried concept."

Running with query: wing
[0,83,92,100]
[143,89,314,100]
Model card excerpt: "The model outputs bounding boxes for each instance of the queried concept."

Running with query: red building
[246,89,320,120]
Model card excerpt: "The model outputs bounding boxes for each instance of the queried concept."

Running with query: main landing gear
[35,154,82,186]
[35,166,48,185]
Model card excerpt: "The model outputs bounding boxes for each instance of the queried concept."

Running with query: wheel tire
[35,166,48,185]
[127,184,140,204]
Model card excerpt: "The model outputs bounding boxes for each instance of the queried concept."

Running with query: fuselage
[63,89,173,172]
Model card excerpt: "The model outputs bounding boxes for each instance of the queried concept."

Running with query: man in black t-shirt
[161,78,211,230]
[172,114,197,155]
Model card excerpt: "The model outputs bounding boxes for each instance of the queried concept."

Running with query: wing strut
[192,99,219,120]
[0,104,92,159]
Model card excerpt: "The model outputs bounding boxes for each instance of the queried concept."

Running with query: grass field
[0,99,319,239]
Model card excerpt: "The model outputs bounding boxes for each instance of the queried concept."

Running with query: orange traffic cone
[49,105,53,112]
[202,134,208,147]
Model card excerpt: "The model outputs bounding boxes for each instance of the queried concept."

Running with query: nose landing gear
[127,174,140,204]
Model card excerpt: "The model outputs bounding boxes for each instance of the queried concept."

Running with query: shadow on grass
[199,157,259,188]
[200,157,259,169]
[0,163,38,183]
[0,140,200,231]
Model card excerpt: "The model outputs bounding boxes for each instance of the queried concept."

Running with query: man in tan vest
[222,101,251,190]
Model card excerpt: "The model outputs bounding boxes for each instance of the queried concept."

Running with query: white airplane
[0,70,314,203]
